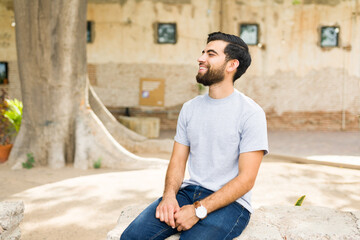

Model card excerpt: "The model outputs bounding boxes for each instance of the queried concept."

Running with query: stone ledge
[107,205,360,240]
[118,116,160,139]
[0,201,24,240]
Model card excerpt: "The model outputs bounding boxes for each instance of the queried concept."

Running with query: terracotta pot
[0,144,13,163]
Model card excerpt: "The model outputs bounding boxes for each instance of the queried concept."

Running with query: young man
[121,32,268,240]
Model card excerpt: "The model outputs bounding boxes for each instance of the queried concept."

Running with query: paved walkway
[267,130,360,169]
[160,130,360,169]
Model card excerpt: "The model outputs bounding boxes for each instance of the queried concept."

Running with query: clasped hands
[155,197,199,232]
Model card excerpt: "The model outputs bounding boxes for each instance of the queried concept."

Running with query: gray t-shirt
[174,89,268,213]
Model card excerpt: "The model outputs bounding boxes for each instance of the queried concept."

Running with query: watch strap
[194,201,207,220]
[194,201,202,209]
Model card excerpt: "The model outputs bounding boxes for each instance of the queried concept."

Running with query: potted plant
[0,89,23,163]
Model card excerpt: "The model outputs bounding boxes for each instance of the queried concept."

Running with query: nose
[198,53,206,63]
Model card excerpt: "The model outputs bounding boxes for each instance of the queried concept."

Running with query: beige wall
[223,0,359,75]
[0,2,21,100]
[0,0,359,130]
[86,0,221,107]
[0,2,16,61]
[87,0,220,64]
[92,63,198,107]
[223,0,360,129]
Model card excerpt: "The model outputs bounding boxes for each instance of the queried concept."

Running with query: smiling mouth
[198,66,207,72]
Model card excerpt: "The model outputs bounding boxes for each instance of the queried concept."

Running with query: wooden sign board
[139,78,165,107]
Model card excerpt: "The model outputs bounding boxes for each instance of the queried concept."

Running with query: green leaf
[4,98,23,133]
[295,195,306,206]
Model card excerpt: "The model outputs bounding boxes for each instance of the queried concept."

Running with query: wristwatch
[194,201,207,220]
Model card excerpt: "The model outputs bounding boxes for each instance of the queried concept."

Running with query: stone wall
[0,3,16,62]
[0,3,20,100]
[227,0,360,131]
[236,68,360,131]
[1,0,359,131]
[85,0,360,131]
[91,63,198,108]
[111,106,360,131]
[86,0,219,64]
[109,104,181,130]
[0,201,24,240]
[266,110,360,131]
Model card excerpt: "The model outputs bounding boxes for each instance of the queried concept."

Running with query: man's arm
[155,141,189,228]
[174,150,264,231]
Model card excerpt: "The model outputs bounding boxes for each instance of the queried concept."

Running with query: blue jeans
[120,185,250,240]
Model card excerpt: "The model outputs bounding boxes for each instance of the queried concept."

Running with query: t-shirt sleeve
[174,103,190,146]
[239,109,269,156]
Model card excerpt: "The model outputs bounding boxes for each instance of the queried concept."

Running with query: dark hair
[207,32,251,82]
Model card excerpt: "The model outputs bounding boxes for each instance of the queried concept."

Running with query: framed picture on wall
[0,62,8,84]
[240,24,259,45]
[320,26,339,47]
[157,23,177,44]
[87,21,94,43]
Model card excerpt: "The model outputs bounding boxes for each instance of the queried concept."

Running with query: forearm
[162,141,189,199]
[173,175,253,232]
[162,163,185,198]
[201,150,264,214]
[156,142,189,228]
[201,175,253,214]
[174,151,263,231]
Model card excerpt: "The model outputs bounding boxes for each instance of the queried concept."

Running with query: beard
[196,63,226,87]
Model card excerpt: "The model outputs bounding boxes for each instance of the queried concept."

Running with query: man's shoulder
[233,89,265,114]
[183,94,205,108]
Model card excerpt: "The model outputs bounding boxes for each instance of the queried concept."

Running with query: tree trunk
[9,0,167,170]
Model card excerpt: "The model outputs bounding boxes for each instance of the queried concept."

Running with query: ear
[226,59,239,73]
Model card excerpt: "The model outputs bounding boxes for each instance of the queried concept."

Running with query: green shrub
[4,98,23,133]
[1,92,23,145]
[0,89,11,145]
[93,158,102,169]
[22,153,35,169]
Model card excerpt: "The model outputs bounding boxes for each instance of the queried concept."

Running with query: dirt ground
[1,155,360,240]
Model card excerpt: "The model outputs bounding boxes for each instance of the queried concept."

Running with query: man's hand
[155,196,180,229]
[174,204,199,232]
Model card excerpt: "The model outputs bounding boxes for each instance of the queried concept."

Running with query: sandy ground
[1,155,360,240]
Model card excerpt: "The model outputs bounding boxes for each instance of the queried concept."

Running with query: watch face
[196,206,207,219]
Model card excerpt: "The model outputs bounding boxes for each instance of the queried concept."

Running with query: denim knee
[119,228,133,240]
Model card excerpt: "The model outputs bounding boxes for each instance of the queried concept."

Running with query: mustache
[199,63,210,67]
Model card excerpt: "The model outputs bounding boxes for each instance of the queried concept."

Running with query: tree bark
[9,0,167,169]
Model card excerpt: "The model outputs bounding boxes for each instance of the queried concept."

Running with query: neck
[208,78,234,99]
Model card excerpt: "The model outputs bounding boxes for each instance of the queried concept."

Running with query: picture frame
[87,21,94,43]
[240,24,259,46]
[0,62,8,85]
[320,26,339,48]
[157,23,177,44]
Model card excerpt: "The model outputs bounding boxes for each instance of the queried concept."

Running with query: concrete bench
[0,201,24,240]
[107,205,360,240]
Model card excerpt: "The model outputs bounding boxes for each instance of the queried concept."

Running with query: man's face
[196,40,228,86]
